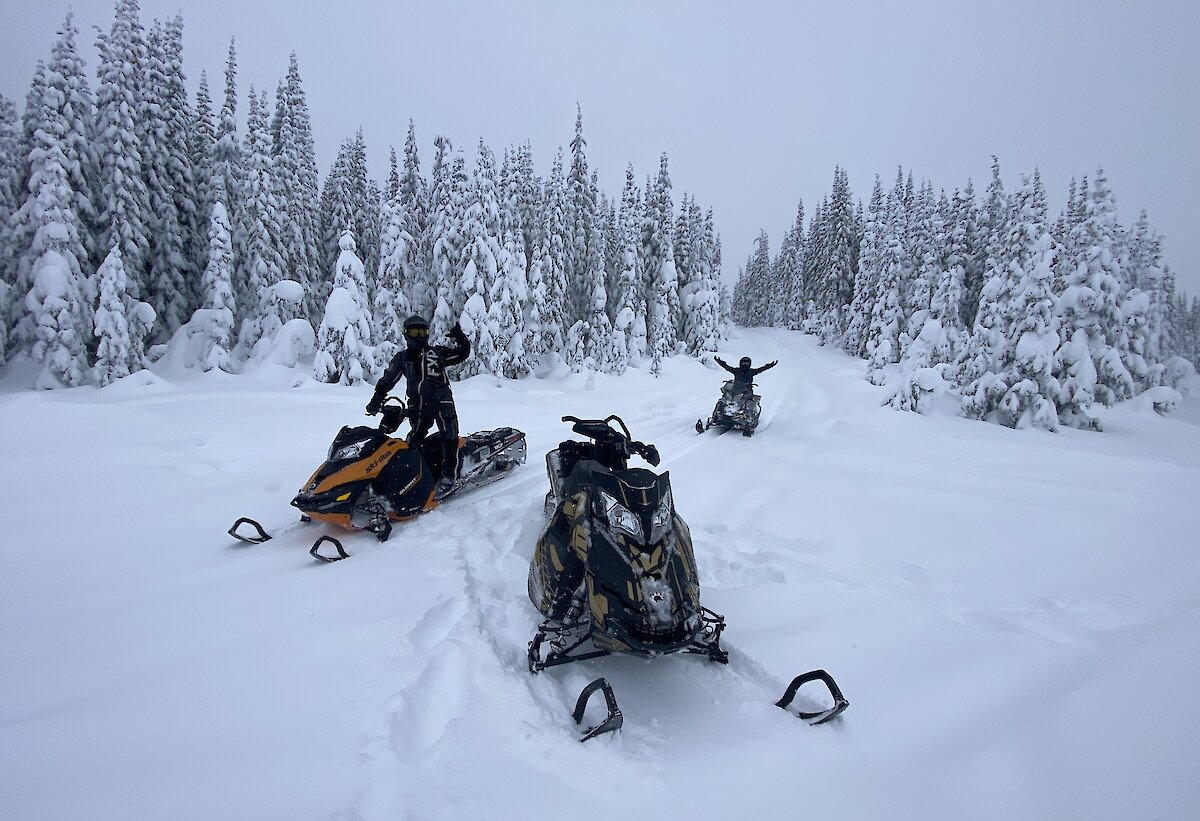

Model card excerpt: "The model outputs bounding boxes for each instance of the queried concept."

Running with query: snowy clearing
[2,327,1199,821]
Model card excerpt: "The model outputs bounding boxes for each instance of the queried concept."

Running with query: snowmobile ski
[572,677,623,742]
[775,669,849,725]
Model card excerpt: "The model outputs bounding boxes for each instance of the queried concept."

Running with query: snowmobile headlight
[600,490,643,540]
[649,488,673,541]
[329,439,371,462]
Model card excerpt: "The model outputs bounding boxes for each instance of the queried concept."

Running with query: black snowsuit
[715,356,776,397]
[370,325,471,482]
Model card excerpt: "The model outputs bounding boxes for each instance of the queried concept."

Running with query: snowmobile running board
[228,517,272,544]
[776,669,849,725]
[573,677,623,742]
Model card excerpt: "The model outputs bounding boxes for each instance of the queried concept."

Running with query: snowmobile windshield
[327,426,386,463]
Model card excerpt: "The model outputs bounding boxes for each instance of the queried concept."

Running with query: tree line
[0,2,730,389]
[733,161,1197,430]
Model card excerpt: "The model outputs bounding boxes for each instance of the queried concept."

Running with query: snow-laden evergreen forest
[1,2,1196,437]
[732,162,1199,430]
[0,5,728,392]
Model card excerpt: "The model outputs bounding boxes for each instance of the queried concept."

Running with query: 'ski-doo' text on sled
[528,414,848,740]
[229,398,527,561]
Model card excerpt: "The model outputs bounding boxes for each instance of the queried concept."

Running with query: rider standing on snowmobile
[367,315,471,498]
[715,355,777,396]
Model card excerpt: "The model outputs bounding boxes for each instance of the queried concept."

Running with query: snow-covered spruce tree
[211,38,244,321]
[45,12,102,278]
[10,62,93,372]
[0,94,18,359]
[642,154,678,349]
[429,140,469,341]
[613,164,644,365]
[927,187,970,369]
[234,87,288,359]
[396,120,430,316]
[457,262,495,379]
[684,206,722,356]
[864,195,905,385]
[647,241,678,376]
[188,70,215,282]
[583,252,618,372]
[456,140,504,376]
[374,157,414,365]
[26,239,88,389]
[843,178,883,357]
[995,231,1061,430]
[157,15,200,331]
[733,231,771,327]
[142,18,189,337]
[94,0,151,301]
[313,229,373,384]
[530,149,570,361]
[821,166,857,341]
[489,227,530,378]
[776,200,806,330]
[93,243,132,385]
[272,54,323,322]
[1054,167,1132,415]
[195,200,235,372]
[901,181,942,359]
[566,105,598,325]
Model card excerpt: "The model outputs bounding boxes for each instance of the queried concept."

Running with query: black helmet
[403,315,430,346]
[739,356,752,368]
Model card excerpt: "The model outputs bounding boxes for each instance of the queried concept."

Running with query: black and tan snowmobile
[696,379,762,435]
[528,414,847,740]
[229,397,526,561]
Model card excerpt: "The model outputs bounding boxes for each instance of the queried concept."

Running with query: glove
[365,397,383,415]
[450,322,466,339]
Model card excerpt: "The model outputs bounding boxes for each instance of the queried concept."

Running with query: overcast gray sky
[3,0,1197,295]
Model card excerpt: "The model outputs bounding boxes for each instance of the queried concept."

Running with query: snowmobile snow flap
[573,677,623,742]
[776,669,849,725]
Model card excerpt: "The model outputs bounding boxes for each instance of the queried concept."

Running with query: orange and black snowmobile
[228,397,526,561]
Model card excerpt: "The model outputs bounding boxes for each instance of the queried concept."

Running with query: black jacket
[371,325,470,416]
[715,356,776,386]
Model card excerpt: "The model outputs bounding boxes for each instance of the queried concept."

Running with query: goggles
[404,327,430,338]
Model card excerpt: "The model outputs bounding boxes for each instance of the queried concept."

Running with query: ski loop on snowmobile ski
[228,515,312,545]
[776,669,850,725]
[572,678,623,742]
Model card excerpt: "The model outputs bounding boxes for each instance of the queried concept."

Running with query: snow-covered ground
[2,327,1199,821]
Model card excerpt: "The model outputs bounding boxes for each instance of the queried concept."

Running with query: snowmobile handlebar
[561,415,660,466]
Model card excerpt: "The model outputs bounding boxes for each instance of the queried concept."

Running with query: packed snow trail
[3,328,1200,821]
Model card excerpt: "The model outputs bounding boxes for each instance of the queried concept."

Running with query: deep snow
[2,327,1198,821]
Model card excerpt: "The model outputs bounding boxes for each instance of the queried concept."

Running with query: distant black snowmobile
[697,379,762,436]
[528,414,847,740]
[229,397,526,561]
